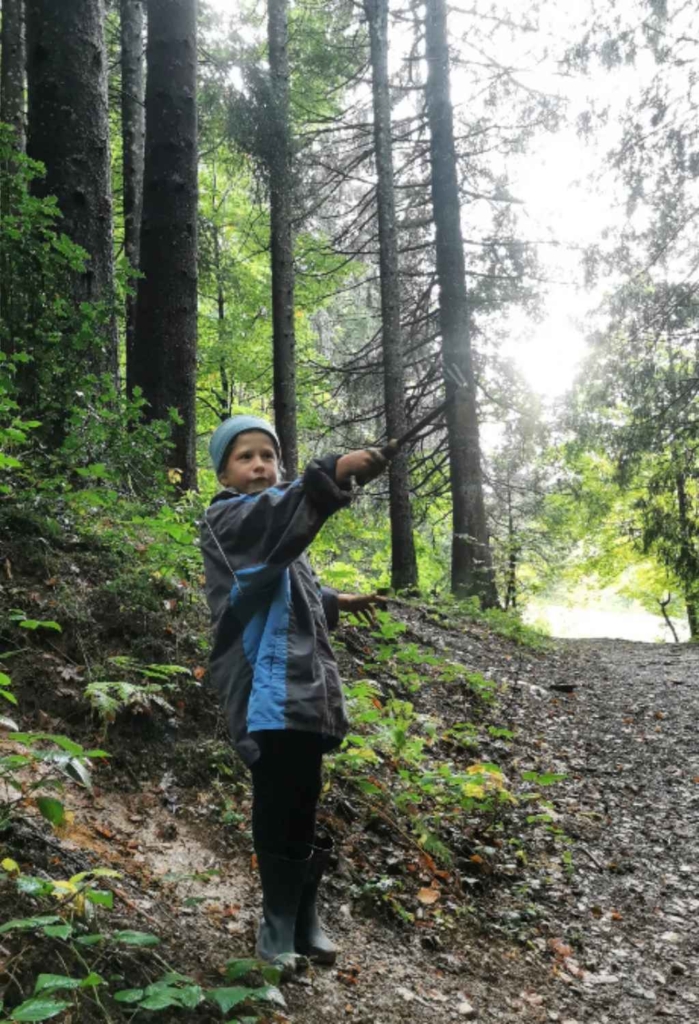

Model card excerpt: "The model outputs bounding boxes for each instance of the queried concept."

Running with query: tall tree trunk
[25,0,118,379]
[505,483,517,611]
[0,0,26,353]
[675,470,699,639]
[1,0,26,150]
[365,0,418,591]
[121,0,145,397]
[267,0,297,479]
[424,0,497,607]
[133,0,198,492]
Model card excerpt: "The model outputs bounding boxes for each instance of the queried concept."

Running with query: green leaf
[36,797,65,826]
[224,959,258,981]
[85,890,112,909]
[17,876,52,897]
[112,930,160,947]
[79,974,104,989]
[75,934,104,947]
[8,997,72,1021]
[0,916,61,935]
[260,965,283,986]
[63,759,91,789]
[42,924,72,940]
[138,992,180,1010]
[208,987,254,1013]
[113,989,144,1004]
[256,985,286,1007]
[174,985,203,1009]
[33,976,81,995]
[17,620,62,632]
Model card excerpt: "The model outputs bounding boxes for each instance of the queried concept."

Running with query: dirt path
[510,638,699,1024]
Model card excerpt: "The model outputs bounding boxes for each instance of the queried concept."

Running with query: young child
[200,415,387,970]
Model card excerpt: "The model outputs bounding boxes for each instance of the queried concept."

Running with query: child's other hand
[336,448,389,486]
[338,592,387,627]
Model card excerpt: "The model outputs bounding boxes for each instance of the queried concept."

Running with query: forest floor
[1,523,699,1023]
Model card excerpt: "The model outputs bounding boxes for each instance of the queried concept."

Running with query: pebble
[456,999,477,1018]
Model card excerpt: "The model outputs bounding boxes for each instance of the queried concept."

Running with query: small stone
[670,962,687,976]
[456,998,477,1018]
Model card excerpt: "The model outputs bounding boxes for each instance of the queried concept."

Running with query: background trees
[3,0,699,628]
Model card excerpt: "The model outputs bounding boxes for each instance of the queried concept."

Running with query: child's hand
[336,448,390,486]
[337,592,387,626]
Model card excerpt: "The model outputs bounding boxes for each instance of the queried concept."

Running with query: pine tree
[26,0,118,378]
[424,0,497,606]
[120,0,146,396]
[133,0,198,491]
[365,0,418,591]
[267,0,298,478]
[0,0,25,150]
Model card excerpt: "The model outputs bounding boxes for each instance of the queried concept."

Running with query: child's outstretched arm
[202,451,389,616]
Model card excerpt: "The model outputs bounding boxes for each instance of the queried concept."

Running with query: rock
[455,998,477,1018]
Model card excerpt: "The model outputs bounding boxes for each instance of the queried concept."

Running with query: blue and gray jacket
[201,454,352,766]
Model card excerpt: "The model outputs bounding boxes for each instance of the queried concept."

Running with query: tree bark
[675,470,699,639]
[267,0,298,479]
[133,0,198,492]
[25,0,118,379]
[1,0,26,150]
[365,0,418,592]
[121,0,146,397]
[424,0,497,607]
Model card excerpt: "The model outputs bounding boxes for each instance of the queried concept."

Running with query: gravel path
[505,638,699,1024]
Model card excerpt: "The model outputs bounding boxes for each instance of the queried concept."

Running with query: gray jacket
[201,455,352,766]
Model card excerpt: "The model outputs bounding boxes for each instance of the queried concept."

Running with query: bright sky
[205,0,654,399]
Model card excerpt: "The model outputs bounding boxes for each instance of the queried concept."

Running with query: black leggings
[250,730,324,857]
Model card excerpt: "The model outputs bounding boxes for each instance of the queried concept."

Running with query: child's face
[218,431,280,494]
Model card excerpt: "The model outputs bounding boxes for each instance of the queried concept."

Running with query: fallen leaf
[417,887,440,905]
[549,937,573,959]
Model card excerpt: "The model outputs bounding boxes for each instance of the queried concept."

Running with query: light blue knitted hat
[209,415,281,474]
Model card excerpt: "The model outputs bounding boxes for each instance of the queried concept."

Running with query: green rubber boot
[295,835,338,965]
[256,846,312,973]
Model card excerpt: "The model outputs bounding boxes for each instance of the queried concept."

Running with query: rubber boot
[256,846,312,973]
[295,835,338,965]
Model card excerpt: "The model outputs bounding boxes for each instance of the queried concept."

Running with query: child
[200,415,387,970]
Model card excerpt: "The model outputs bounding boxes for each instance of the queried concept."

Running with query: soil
[2,533,699,1023]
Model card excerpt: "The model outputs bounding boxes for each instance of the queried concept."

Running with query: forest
[1,1,699,1023]
[2,0,698,633]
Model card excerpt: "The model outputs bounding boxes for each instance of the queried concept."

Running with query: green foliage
[85,657,195,726]
[0,719,108,831]
[0,857,282,1020]
[0,126,109,444]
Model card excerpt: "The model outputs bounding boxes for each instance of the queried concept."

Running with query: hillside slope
[1,520,698,1023]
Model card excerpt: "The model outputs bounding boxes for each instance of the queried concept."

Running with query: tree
[1,0,25,150]
[121,0,146,395]
[25,0,118,380]
[133,0,198,492]
[424,0,497,606]
[267,0,298,478]
[364,0,418,591]
[572,279,699,636]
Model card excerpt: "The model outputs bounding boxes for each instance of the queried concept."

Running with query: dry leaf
[548,937,573,959]
[417,887,440,905]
